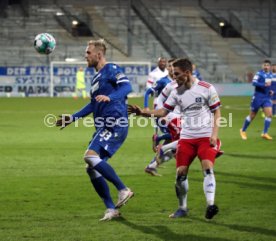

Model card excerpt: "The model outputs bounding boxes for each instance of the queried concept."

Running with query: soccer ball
[34,33,56,54]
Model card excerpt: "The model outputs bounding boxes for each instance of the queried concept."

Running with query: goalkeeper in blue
[240,59,273,140]
[56,39,134,221]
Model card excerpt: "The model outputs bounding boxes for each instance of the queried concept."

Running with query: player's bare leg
[169,166,189,218]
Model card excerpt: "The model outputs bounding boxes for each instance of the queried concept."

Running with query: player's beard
[87,59,99,69]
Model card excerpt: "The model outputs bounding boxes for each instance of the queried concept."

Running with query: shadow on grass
[191,176,276,191]
[215,170,276,184]
[223,153,276,160]
[191,217,276,238]
[191,168,276,185]
[118,217,234,241]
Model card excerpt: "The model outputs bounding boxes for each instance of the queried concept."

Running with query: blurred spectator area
[0,0,276,83]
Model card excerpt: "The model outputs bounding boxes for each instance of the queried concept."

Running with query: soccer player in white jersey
[146,57,168,90]
[129,58,222,219]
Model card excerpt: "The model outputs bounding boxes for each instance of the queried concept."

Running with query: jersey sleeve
[146,72,155,89]
[144,88,154,108]
[163,91,177,111]
[252,72,265,88]
[108,64,132,101]
[208,85,221,112]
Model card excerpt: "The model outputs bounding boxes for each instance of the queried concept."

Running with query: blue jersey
[90,63,131,123]
[72,63,132,157]
[250,70,273,112]
[252,70,272,97]
[192,69,202,81]
[271,72,276,100]
[144,76,172,108]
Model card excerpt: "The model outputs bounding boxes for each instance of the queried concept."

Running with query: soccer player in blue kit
[56,39,134,221]
[240,59,273,140]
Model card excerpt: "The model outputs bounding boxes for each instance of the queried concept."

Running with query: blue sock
[242,116,251,131]
[86,167,115,209]
[263,117,272,134]
[273,104,276,116]
[94,161,126,191]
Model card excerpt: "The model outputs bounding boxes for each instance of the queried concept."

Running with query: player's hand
[95,95,110,102]
[265,81,271,87]
[269,90,274,96]
[55,114,73,130]
[128,104,143,115]
[209,135,217,147]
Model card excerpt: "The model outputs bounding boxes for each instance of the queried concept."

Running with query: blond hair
[88,39,107,55]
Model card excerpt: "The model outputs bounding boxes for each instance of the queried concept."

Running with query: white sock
[203,171,216,206]
[176,176,189,210]
[148,158,158,169]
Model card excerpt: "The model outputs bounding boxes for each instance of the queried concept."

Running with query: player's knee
[203,168,214,176]
[86,165,102,179]
[201,159,213,170]
[84,155,102,167]
[176,166,188,176]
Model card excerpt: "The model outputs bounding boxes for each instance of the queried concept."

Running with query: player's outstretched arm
[128,105,168,118]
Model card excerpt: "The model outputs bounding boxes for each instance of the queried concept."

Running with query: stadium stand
[1,0,276,83]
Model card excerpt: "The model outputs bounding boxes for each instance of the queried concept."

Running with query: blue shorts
[250,95,272,112]
[88,126,128,159]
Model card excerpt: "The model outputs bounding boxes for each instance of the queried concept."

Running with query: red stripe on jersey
[164,103,174,111]
[147,80,153,84]
[161,91,167,98]
[198,81,211,88]
[210,102,221,111]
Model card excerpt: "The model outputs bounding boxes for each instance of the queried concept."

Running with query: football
[34,33,56,54]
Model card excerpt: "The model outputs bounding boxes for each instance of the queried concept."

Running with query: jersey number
[100,129,112,141]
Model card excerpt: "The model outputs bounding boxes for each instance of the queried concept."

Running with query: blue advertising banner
[0,64,150,96]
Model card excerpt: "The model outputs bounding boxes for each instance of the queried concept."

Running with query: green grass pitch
[0,97,276,241]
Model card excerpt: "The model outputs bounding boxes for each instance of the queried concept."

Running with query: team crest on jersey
[195,97,202,103]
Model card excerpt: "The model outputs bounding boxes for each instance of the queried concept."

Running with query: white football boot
[99,209,120,221]
[115,187,134,209]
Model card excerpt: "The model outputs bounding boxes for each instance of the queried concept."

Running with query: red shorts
[176,137,222,167]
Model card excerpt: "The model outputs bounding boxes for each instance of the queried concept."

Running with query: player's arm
[128,105,168,118]
[252,73,268,88]
[146,72,154,89]
[210,107,221,147]
[208,85,221,146]
[56,102,94,129]
[96,71,132,102]
[144,88,154,108]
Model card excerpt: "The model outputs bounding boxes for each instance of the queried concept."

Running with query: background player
[144,58,175,152]
[240,59,273,140]
[73,67,87,99]
[146,57,168,90]
[56,39,134,221]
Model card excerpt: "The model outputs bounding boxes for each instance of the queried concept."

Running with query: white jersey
[146,67,168,89]
[164,79,221,139]
[155,80,178,110]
